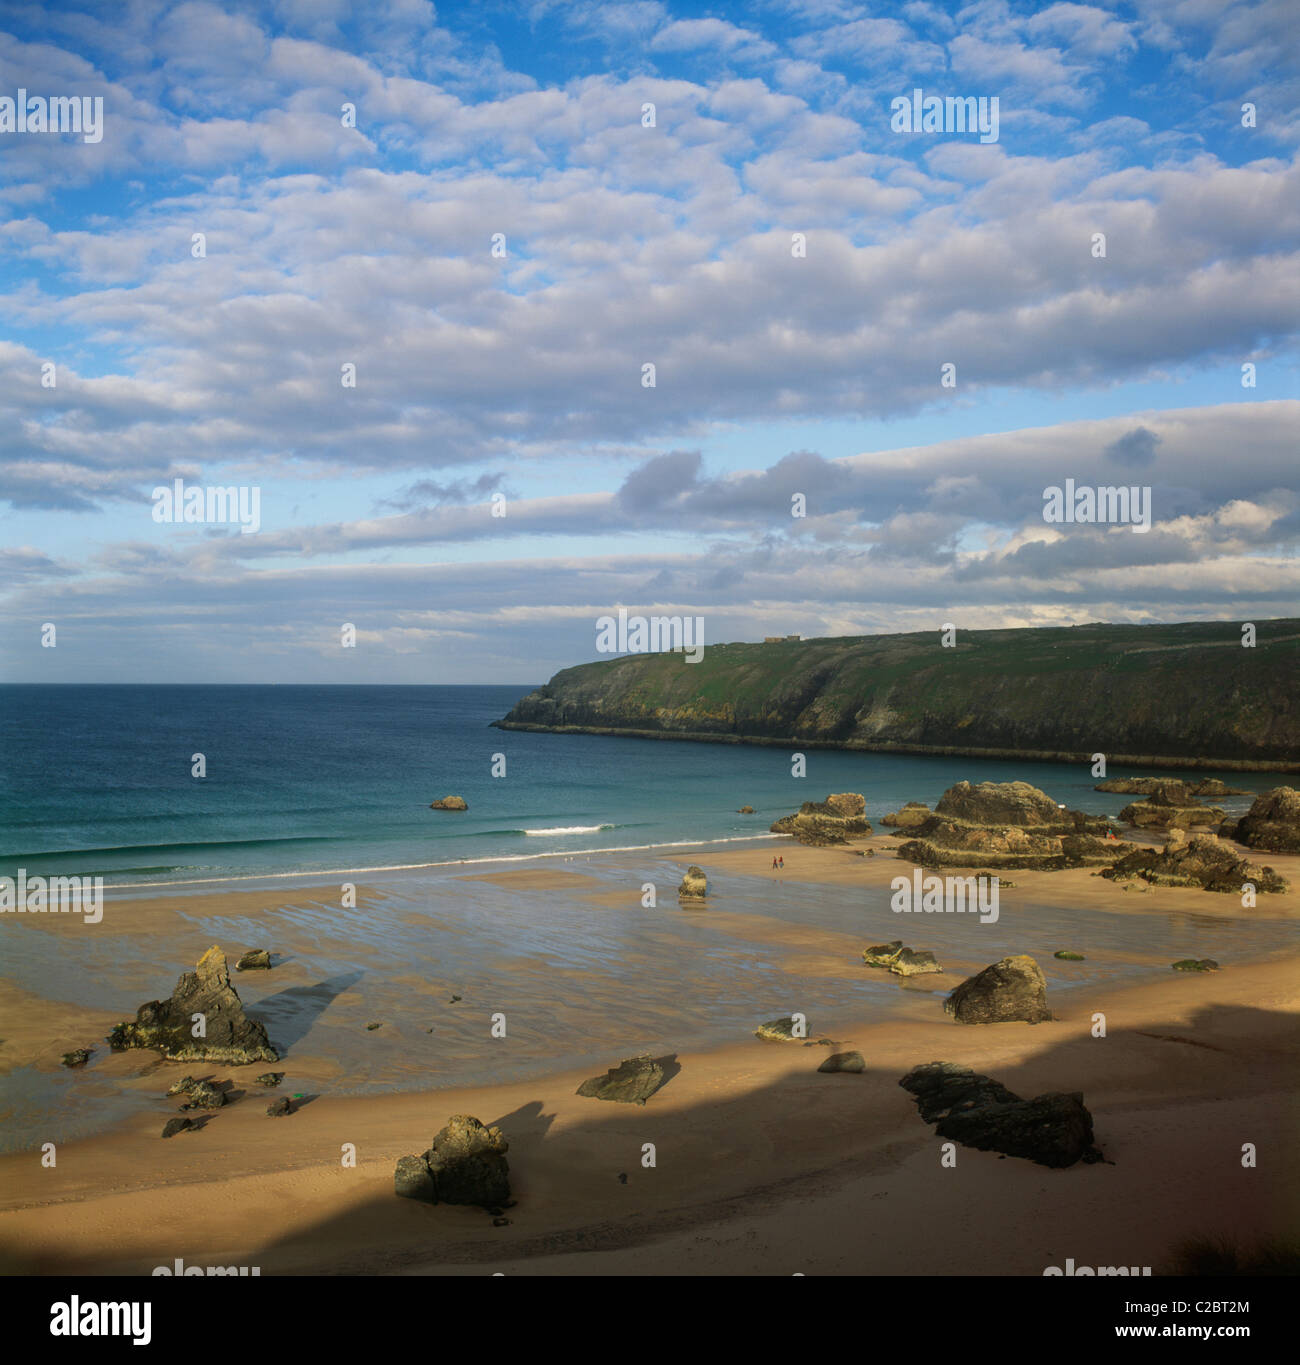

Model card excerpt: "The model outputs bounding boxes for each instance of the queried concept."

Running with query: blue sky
[1,0,1297,682]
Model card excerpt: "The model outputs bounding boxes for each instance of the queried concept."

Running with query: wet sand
[1,839,1297,1275]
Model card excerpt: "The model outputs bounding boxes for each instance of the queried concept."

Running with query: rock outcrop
[166,1076,226,1110]
[1222,787,1300,853]
[881,801,931,829]
[825,792,866,816]
[430,795,468,810]
[394,1115,510,1207]
[1118,781,1224,831]
[896,781,1123,871]
[235,949,272,971]
[900,1061,1103,1168]
[576,1055,667,1105]
[162,1117,194,1139]
[770,797,872,845]
[738,805,754,814]
[677,864,708,899]
[1101,831,1289,894]
[861,941,942,976]
[1098,776,1251,796]
[754,1016,809,1042]
[107,946,279,1064]
[944,955,1050,1024]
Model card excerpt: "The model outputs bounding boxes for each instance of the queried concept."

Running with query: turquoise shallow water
[0,683,1270,886]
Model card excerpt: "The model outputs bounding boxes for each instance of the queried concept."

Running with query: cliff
[493,619,1300,771]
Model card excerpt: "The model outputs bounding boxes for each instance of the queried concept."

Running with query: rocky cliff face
[494,620,1300,769]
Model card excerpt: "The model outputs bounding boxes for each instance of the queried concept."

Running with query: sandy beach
[1,837,1298,1276]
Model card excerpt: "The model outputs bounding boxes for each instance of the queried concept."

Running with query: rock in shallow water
[754,1016,807,1042]
[235,949,272,971]
[576,1055,666,1105]
[677,865,708,899]
[430,795,468,811]
[394,1115,510,1207]
[900,1061,1104,1168]
[107,946,278,1065]
[944,955,1050,1024]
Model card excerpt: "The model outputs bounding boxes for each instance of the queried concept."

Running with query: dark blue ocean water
[0,684,1268,886]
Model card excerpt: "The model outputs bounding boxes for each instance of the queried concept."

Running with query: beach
[1,835,1297,1276]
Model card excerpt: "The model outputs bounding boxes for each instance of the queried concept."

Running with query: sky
[1,0,1297,684]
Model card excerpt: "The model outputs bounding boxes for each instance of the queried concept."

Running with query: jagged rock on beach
[162,1117,195,1139]
[166,1076,226,1110]
[576,1055,666,1105]
[881,801,931,829]
[60,1049,92,1068]
[944,955,1051,1025]
[430,795,468,811]
[1172,959,1220,972]
[235,949,272,971]
[394,1115,510,1207]
[266,1096,293,1116]
[754,1016,808,1042]
[900,1061,1104,1168]
[1223,787,1300,854]
[1101,832,1289,894]
[861,941,942,976]
[677,864,708,899]
[106,946,279,1065]
[1118,782,1224,831]
[255,1072,284,1087]
[818,1050,865,1074]
[770,795,871,846]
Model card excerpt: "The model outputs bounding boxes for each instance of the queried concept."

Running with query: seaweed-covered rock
[1054,951,1085,961]
[576,1055,666,1105]
[677,865,708,899]
[61,1049,92,1068]
[1101,832,1289,894]
[394,1115,510,1207]
[944,955,1050,1025]
[818,1051,865,1074]
[166,1076,226,1110]
[235,949,272,971]
[861,942,942,976]
[1226,787,1300,854]
[770,797,872,845]
[754,1016,808,1042]
[107,946,278,1065]
[863,941,904,967]
[900,1061,1103,1168]
[255,1072,284,1087]
[1119,782,1224,831]
[881,801,931,829]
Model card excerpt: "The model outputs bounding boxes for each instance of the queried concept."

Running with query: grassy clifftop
[494,619,1300,770]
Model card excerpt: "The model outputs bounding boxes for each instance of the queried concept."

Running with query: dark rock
[1172,959,1220,972]
[266,1096,293,1116]
[61,1049,91,1068]
[430,795,468,811]
[1102,831,1289,894]
[899,1061,1103,1168]
[255,1072,284,1087]
[394,1115,510,1207]
[576,1055,666,1105]
[162,1117,194,1139]
[166,1076,226,1110]
[818,1050,866,1073]
[677,865,707,899]
[235,949,272,971]
[1229,787,1300,854]
[493,1217,511,1227]
[107,947,278,1065]
[944,955,1050,1025]
[366,1021,383,1030]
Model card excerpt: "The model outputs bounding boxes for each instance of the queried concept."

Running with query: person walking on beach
[778,855,784,870]
[772,855,779,870]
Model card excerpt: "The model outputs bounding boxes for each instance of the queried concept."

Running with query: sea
[0,682,1269,887]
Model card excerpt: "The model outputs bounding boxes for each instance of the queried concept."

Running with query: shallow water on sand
[1,847,1296,1151]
